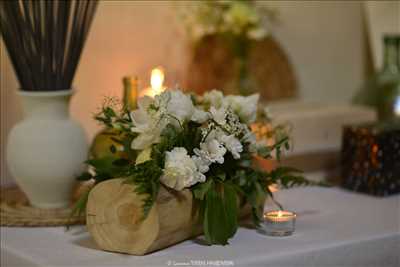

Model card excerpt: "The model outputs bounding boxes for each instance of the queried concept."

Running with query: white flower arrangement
[127,89,260,191]
[78,89,317,245]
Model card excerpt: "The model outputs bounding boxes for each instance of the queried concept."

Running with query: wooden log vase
[86,178,253,255]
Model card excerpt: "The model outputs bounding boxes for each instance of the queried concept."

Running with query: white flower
[205,129,243,159]
[191,108,210,123]
[210,106,227,125]
[192,155,210,173]
[137,96,154,111]
[130,90,196,149]
[130,96,167,150]
[130,109,166,150]
[243,130,256,144]
[222,2,259,35]
[203,128,223,141]
[225,94,259,124]
[263,106,273,120]
[164,90,195,124]
[195,139,227,164]
[247,27,268,40]
[203,90,225,108]
[220,134,243,159]
[160,147,206,191]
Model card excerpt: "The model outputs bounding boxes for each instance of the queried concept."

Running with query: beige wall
[0,1,366,185]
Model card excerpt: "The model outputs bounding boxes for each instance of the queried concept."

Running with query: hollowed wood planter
[86,178,253,255]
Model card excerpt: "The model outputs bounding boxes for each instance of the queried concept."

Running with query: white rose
[225,94,259,124]
[160,147,206,191]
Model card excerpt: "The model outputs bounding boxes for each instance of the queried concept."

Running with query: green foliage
[151,124,181,165]
[267,166,322,188]
[85,156,131,182]
[76,171,92,181]
[192,179,213,201]
[182,121,203,153]
[257,146,272,158]
[230,169,267,226]
[203,182,238,245]
[94,106,117,128]
[125,160,163,219]
[257,135,290,161]
[70,189,90,218]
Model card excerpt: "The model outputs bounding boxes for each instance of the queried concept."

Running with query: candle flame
[277,210,283,217]
[150,67,165,95]
[268,184,279,193]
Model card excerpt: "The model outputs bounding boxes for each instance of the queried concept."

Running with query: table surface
[1,185,400,267]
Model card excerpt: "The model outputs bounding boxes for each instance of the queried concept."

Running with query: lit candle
[260,210,296,236]
[139,67,166,98]
[268,184,279,193]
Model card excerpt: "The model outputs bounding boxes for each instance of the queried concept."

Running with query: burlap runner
[0,186,85,227]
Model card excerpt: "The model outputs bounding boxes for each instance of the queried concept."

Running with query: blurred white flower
[137,96,154,111]
[162,90,195,124]
[222,1,259,35]
[210,106,227,126]
[130,109,166,150]
[205,129,243,159]
[191,108,210,123]
[263,106,274,121]
[178,1,275,41]
[130,90,197,149]
[194,139,227,164]
[192,155,210,173]
[203,89,225,108]
[247,27,268,40]
[225,94,259,123]
[243,130,257,144]
[160,147,206,191]
[220,134,243,159]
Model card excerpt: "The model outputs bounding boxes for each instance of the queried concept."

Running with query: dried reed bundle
[0,0,98,91]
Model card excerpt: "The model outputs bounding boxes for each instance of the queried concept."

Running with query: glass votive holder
[260,210,296,236]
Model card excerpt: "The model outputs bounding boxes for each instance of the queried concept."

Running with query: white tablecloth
[1,186,399,267]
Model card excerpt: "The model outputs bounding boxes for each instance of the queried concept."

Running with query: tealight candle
[260,210,296,236]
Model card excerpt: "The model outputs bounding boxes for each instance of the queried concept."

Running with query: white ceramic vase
[7,90,88,209]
